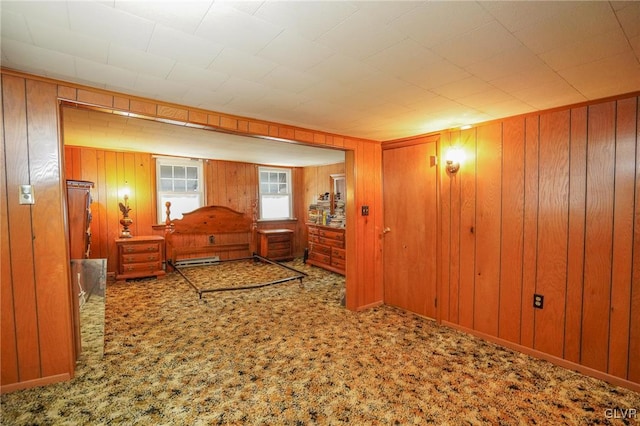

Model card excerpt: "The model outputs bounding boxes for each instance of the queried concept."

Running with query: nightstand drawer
[121,252,160,264]
[121,243,160,254]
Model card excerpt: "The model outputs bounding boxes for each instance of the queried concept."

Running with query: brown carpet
[2,259,639,425]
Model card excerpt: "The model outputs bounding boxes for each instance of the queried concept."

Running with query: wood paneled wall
[438,95,640,389]
[1,75,76,391]
[1,69,383,392]
[64,146,314,274]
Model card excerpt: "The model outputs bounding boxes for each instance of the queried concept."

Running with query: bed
[165,204,306,298]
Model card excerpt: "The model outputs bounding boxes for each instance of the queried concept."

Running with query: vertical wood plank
[0,75,19,385]
[27,79,74,376]
[439,133,451,322]
[499,117,525,343]
[521,115,539,348]
[565,106,588,363]
[629,97,640,383]
[474,122,502,336]
[94,150,109,259]
[449,131,461,324]
[458,128,477,329]
[582,101,616,371]
[607,97,636,379]
[104,151,119,275]
[2,75,41,381]
[133,153,154,233]
[534,110,570,358]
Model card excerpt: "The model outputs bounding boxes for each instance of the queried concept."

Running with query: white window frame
[156,156,204,223]
[258,166,293,220]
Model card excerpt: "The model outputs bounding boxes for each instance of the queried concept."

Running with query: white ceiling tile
[68,2,155,51]
[108,44,175,79]
[1,1,70,28]
[260,66,320,93]
[147,25,223,68]
[1,38,77,78]
[306,53,377,85]
[114,0,213,34]
[1,9,33,44]
[391,1,494,48]
[477,98,535,118]
[557,52,640,99]
[166,62,228,92]
[133,74,190,102]
[255,1,357,41]
[317,10,405,60]
[540,29,631,71]
[401,58,471,91]
[630,34,640,59]
[364,38,441,76]
[75,57,138,90]
[513,2,620,54]
[432,76,496,100]
[209,48,277,81]
[182,87,234,111]
[351,1,419,25]
[480,1,576,33]
[196,2,282,55]
[456,87,515,111]
[258,30,335,71]
[464,46,547,82]
[430,20,522,68]
[513,79,586,110]
[28,19,109,63]
[614,1,640,39]
[489,65,560,94]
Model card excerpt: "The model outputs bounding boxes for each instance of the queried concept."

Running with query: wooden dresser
[115,236,166,280]
[306,224,345,275]
[257,229,294,261]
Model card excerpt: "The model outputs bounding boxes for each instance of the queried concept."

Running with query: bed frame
[164,204,306,297]
[165,205,256,268]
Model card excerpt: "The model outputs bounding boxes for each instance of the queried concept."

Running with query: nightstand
[257,229,294,261]
[115,235,166,280]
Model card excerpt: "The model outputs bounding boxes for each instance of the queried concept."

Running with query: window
[259,167,292,220]
[156,157,204,223]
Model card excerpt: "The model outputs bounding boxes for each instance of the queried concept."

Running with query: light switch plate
[19,185,35,205]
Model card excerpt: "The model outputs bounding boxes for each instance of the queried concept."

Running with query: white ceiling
[61,105,345,166]
[2,1,640,161]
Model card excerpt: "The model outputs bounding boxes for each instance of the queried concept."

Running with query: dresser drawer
[331,257,346,269]
[308,251,331,264]
[121,252,160,264]
[120,243,160,254]
[310,242,331,255]
[266,233,292,243]
[331,247,346,260]
[120,261,161,274]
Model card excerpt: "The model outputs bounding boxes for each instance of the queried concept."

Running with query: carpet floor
[1,259,639,425]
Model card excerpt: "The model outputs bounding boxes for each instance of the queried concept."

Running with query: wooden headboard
[165,205,256,267]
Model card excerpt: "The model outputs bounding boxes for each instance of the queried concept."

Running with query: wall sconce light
[445,147,464,174]
[118,188,133,238]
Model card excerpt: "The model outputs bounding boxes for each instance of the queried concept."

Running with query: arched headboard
[165,205,256,268]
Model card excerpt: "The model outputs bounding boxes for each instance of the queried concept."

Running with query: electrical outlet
[361,205,369,216]
[533,294,544,309]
